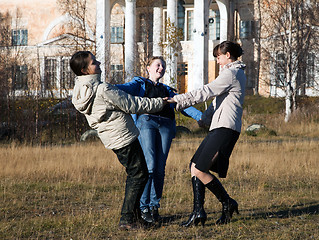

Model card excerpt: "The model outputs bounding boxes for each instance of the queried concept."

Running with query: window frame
[110,64,124,84]
[275,52,286,88]
[306,53,315,88]
[12,64,28,90]
[11,29,28,46]
[111,26,124,44]
[61,57,75,90]
[239,20,255,39]
[208,9,220,41]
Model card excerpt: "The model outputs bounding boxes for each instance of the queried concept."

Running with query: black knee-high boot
[181,176,207,227]
[205,177,239,224]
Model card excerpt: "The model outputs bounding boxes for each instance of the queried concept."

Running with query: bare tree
[160,18,183,88]
[136,6,153,77]
[0,11,11,97]
[0,9,42,142]
[0,5,91,143]
[0,11,12,130]
[57,0,95,51]
[258,0,319,122]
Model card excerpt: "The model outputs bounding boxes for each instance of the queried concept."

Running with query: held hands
[162,97,176,104]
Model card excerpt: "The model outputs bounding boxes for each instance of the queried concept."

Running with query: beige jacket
[173,61,246,133]
[72,74,164,150]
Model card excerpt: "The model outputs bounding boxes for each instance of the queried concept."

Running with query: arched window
[208,10,220,40]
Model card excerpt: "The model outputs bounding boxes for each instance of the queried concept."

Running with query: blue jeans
[136,114,176,210]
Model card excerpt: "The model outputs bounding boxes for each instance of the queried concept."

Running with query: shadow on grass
[159,211,217,226]
[160,214,185,225]
[241,201,319,222]
[158,201,318,227]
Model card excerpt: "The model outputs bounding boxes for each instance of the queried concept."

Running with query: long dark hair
[213,41,243,60]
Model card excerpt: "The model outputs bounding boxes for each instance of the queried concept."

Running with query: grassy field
[1,135,318,239]
[1,96,319,239]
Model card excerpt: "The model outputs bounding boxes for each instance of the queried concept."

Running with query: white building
[0,0,318,98]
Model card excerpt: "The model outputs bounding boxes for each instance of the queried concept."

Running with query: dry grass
[1,135,318,239]
[242,111,319,139]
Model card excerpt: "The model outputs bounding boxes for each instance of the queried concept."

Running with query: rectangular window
[275,53,286,87]
[45,58,57,90]
[163,10,167,42]
[12,65,28,90]
[240,21,255,39]
[110,64,124,84]
[111,26,124,43]
[244,61,255,89]
[187,10,194,41]
[61,58,75,89]
[208,10,220,40]
[12,29,28,46]
[177,63,188,93]
[139,14,153,42]
[44,56,75,92]
[306,53,315,87]
[177,63,188,76]
[177,1,185,40]
[140,14,147,42]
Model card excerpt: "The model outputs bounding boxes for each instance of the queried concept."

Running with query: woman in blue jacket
[117,56,202,223]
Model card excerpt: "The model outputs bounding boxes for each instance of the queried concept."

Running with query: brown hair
[147,56,166,68]
[213,41,243,60]
[70,51,92,76]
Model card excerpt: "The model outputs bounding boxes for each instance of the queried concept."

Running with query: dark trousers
[113,138,148,224]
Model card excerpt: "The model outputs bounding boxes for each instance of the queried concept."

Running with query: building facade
[0,0,318,98]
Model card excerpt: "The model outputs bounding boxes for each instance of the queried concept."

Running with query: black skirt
[191,127,240,178]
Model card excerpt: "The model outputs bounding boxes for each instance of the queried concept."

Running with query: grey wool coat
[173,61,246,133]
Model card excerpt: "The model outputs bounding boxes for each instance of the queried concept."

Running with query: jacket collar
[76,74,101,85]
[222,60,246,71]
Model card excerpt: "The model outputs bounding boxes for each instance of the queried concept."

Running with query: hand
[197,119,206,128]
[164,97,176,104]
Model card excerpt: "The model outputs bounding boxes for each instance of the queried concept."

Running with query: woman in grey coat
[168,41,246,226]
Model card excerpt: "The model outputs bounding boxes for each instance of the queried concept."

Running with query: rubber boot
[205,177,239,224]
[181,176,207,227]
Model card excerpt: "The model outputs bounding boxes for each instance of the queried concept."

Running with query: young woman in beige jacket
[70,51,167,230]
[168,41,246,226]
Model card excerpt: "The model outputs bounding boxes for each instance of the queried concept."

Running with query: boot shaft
[192,176,205,209]
[205,177,229,203]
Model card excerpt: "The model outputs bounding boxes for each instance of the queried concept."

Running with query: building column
[153,1,163,56]
[125,0,136,82]
[96,0,111,82]
[164,0,177,87]
[40,57,45,96]
[189,0,210,91]
[216,0,229,42]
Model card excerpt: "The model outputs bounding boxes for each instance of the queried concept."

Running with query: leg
[181,133,214,227]
[190,129,240,224]
[192,163,239,225]
[113,139,148,227]
[180,175,207,227]
[146,118,175,221]
[150,118,175,213]
[191,161,214,184]
[136,115,157,223]
[205,174,239,224]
